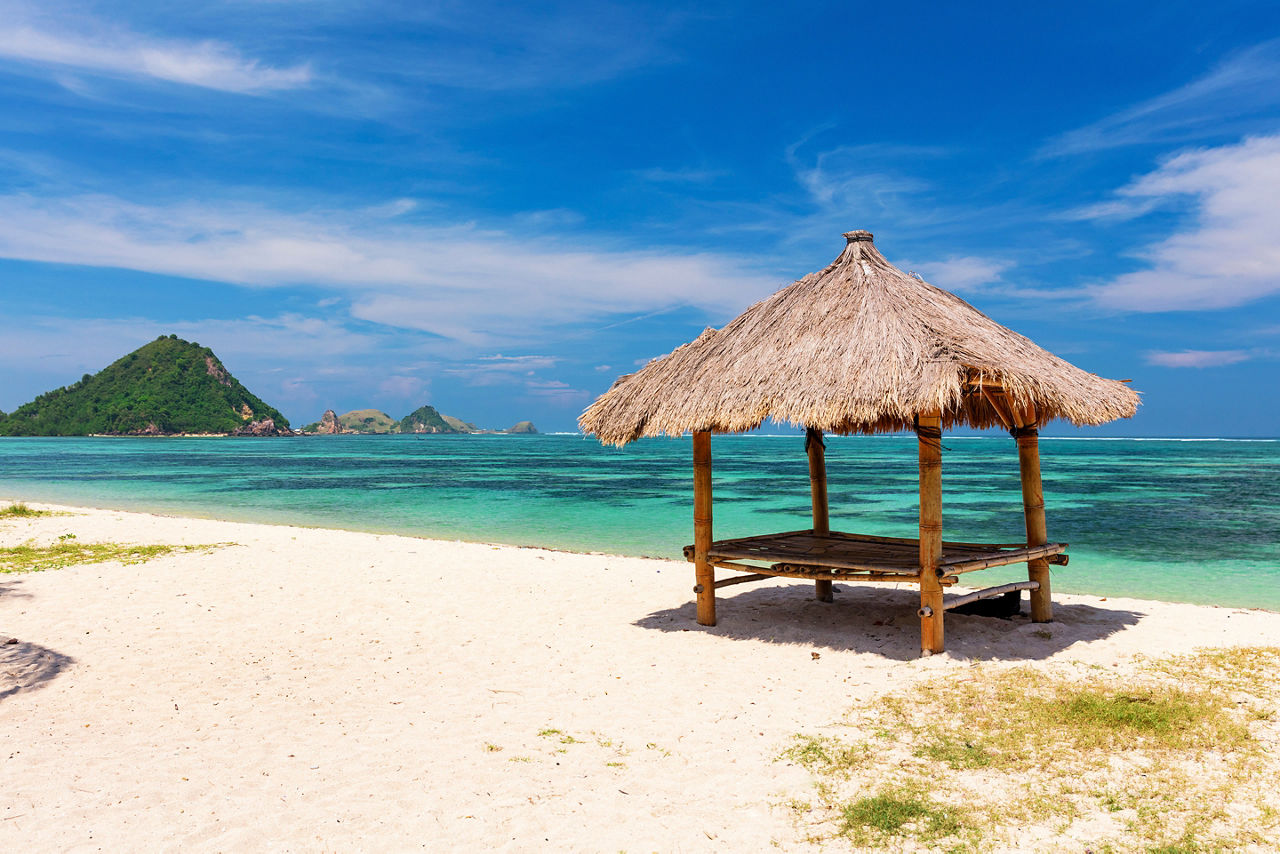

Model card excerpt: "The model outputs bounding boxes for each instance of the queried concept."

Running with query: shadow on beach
[0,638,74,701]
[1,578,75,700]
[0,576,34,603]
[634,582,1142,662]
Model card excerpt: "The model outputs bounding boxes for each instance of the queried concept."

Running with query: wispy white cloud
[474,354,560,370]
[377,2,682,93]
[523,378,589,404]
[378,374,429,401]
[0,312,377,368]
[900,255,1012,292]
[788,142,933,214]
[1041,41,1280,157]
[0,192,778,347]
[636,166,727,185]
[0,16,312,94]
[1061,196,1162,223]
[444,354,561,386]
[1144,349,1254,368]
[1087,135,1280,311]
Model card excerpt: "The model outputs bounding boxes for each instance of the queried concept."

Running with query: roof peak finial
[843,230,873,243]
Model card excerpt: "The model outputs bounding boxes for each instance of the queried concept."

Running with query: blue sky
[1,1,1278,435]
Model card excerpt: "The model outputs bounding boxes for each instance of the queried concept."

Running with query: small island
[300,406,536,435]
[0,335,291,436]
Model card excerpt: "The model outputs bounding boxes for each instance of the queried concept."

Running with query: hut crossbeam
[942,581,1040,612]
[936,541,1068,575]
[698,559,961,586]
[684,530,1064,578]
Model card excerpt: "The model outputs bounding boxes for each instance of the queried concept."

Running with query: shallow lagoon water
[1,434,1276,610]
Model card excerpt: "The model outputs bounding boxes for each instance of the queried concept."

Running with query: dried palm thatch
[580,231,1139,445]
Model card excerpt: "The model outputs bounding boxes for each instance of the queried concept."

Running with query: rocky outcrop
[317,409,341,434]
[231,418,291,437]
[506,421,538,434]
[205,356,232,387]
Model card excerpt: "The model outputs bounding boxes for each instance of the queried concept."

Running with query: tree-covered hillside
[396,404,464,433]
[0,335,289,436]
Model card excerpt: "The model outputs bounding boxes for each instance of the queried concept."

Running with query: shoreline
[4,500,1280,849]
[4,495,1276,615]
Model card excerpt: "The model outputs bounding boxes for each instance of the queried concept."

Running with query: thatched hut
[580,230,1139,655]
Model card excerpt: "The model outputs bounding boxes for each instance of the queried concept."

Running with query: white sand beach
[3,501,1278,851]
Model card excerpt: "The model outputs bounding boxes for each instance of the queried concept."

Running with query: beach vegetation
[839,788,965,845]
[1,540,232,573]
[781,648,1280,851]
[914,735,993,770]
[534,726,636,767]
[0,335,288,436]
[780,734,868,776]
[0,502,49,518]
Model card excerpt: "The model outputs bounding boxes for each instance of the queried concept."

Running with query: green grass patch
[0,541,230,573]
[780,734,867,776]
[781,648,1280,851]
[0,502,48,518]
[915,735,994,770]
[1061,689,1220,741]
[839,788,965,844]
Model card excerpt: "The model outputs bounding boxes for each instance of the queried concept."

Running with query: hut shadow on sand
[634,583,1142,662]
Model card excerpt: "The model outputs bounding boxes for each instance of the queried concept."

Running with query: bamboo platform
[682,529,1067,585]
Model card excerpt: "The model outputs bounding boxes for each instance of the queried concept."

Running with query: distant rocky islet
[301,406,537,436]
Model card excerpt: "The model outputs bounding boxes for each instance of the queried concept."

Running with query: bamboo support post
[693,431,716,626]
[917,411,945,654]
[807,427,834,603]
[1014,406,1053,622]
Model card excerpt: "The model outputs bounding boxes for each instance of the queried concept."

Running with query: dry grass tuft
[1,541,232,573]
[0,502,50,519]
[782,648,1280,851]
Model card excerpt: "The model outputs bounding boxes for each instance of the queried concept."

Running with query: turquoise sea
[1,434,1277,611]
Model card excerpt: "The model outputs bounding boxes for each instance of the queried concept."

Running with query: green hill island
[0,335,290,436]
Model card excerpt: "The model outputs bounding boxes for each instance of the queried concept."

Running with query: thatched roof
[580,230,1139,445]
